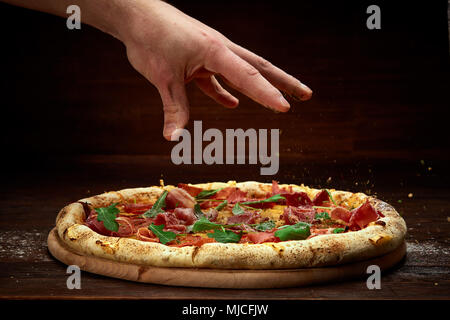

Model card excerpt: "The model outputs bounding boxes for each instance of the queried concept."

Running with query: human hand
[119,0,313,140]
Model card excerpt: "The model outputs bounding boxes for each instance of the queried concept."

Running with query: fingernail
[279,95,290,110]
[300,83,310,90]
[170,128,184,141]
[297,83,313,101]
[163,124,177,140]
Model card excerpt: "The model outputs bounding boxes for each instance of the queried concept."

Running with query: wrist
[81,0,139,41]
[95,0,162,43]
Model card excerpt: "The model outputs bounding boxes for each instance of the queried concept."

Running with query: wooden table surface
[1,156,449,300]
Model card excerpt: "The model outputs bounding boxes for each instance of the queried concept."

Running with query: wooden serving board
[47,228,406,289]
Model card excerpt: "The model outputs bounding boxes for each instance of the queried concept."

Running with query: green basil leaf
[325,189,337,206]
[184,225,194,234]
[274,222,310,241]
[193,203,204,219]
[232,202,245,215]
[333,228,345,234]
[143,190,168,218]
[95,203,120,232]
[195,188,223,200]
[241,194,286,205]
[192,216,224,232]
[191,216,240,232]
[148,223,177,245]
[252,220,276,231]
[207,229,241,243]
[215,200,228,211]
[315,211,331,220]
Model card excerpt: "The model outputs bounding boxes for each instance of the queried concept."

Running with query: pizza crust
[55,181,407,269]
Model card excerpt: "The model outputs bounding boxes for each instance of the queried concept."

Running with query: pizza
[54,181,406,269]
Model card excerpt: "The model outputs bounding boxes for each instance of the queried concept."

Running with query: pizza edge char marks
[55,181,407,269]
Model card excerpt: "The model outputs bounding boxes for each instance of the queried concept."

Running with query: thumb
[157,81,190,141]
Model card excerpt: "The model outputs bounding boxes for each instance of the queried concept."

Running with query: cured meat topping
[84,183,382,246]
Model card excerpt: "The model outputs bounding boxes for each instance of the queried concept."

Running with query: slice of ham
[136,227,159,242]
[330,207,352,224]
[312,190,330,206]
[271,180,282,195]
[226,188,249,203]
[174,207,197,225]
[198,187,237,209]
[165,224,187,233]
[165,188,196,209]
[153,212,187,233]
[284,192,313,207]
[227,211,258,225]
[282,205,316,225]
[229,223,257,233]
[272,181,314,207]
[271,180,293,196]
[153,212,179,226]
[121,203,153,214]
[111,217,135,237]
[242,192,278,209]
[85,210,112,236]
[349,200,380,230]
[200,187,246,207]
[213,187,237,200]
[178,183,203,197]
[130,216,154,230]
[199,201,218,210]
[247,231,279,244]
[85,211,135,237]
[204,208,219,222]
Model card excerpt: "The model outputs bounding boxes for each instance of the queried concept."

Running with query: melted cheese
[216,209,234,224]
[215,205,286,226]
[259,205,285,227]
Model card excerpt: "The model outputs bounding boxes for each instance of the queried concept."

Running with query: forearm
[2,0,313,140]
[0,0,157,41]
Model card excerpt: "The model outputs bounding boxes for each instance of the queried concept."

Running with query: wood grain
[0,156,449,299]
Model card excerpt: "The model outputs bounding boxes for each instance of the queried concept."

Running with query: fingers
[228,43,313,101]
[205,45,291,112]
[195,75,239,108]
[157,80,190,141]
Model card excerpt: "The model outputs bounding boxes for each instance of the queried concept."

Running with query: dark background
[0,0,449,300]
[1,0,449,209]
[0,0,448,168]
